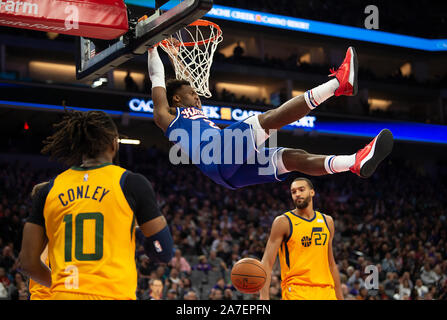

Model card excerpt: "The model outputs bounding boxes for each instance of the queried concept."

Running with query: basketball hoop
[159,19,223,98]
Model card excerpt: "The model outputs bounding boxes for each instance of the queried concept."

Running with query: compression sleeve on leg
[243,114,270,150]
[147,47,166,89]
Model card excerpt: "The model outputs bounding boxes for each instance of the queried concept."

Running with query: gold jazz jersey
[278,210,334,289]
[43,164,137,299]
[29,245,52,300]
[27,163,161,300]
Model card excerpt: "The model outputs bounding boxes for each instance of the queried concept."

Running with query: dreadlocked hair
[41,109,118,167]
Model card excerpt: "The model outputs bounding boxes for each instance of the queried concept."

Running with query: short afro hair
[166,79,191,105]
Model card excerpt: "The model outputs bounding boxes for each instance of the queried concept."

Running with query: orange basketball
[230,258,267,294]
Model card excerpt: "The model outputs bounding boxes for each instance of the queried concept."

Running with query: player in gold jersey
[260,177,343,300]
[28,182,52,300]
[28,245,51,300]
[19,110,174,300]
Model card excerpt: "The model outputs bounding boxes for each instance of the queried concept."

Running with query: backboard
[76,0,213,81]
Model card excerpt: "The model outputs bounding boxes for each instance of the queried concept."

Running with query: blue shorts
[197,120,289,190]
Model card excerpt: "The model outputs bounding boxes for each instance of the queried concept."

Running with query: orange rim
[159,19,222,48]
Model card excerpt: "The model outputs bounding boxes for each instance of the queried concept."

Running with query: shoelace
[328,67,338,77]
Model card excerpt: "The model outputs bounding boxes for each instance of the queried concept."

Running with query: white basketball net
[159,20,223,98]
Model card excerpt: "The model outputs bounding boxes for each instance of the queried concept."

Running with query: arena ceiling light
[118,138,141,145]
[91,78,108,88]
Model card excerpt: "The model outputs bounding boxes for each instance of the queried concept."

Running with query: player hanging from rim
[18,110,174,300]
[147,45,394,190]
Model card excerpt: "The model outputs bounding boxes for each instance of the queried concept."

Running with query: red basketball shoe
[329,46,358,97]
[350,129,394,178]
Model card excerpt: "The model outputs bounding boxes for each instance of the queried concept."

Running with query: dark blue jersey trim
[130,214,136,241]
[284,242,290,269]
[119,171,137,239]
[289,210,316,222]
[283,213,293,243]
[47,178,55,192]
[119,170,129,190]
[165,108,181,135]
[282,213,293,270]
[321,213,331,235]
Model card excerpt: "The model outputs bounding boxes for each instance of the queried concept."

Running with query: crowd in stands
[213,46,447,90]
[215,0,447,39]
[2,16,446,126]
[210,46,445,124]
[0,144,446,300]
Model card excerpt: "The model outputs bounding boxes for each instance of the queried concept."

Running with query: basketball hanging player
[147,45,394,190]
[260,178,342,300]
[18,110,174,300]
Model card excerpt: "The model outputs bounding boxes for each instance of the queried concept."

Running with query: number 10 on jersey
[63,212,104,261]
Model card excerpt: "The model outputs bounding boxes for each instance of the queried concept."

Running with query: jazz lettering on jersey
[58,185,110,207]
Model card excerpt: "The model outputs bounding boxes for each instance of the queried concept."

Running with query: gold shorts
[30,293,52,300]
[49,291,114,300]
[282,284,337,300]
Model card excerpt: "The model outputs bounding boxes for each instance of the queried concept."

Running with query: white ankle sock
[324,154,356,174]
[304,79,340,110]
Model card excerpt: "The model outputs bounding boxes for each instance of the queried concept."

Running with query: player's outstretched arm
[325,215,344,300]
[260,215,289,300]
[147,47,175,133]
